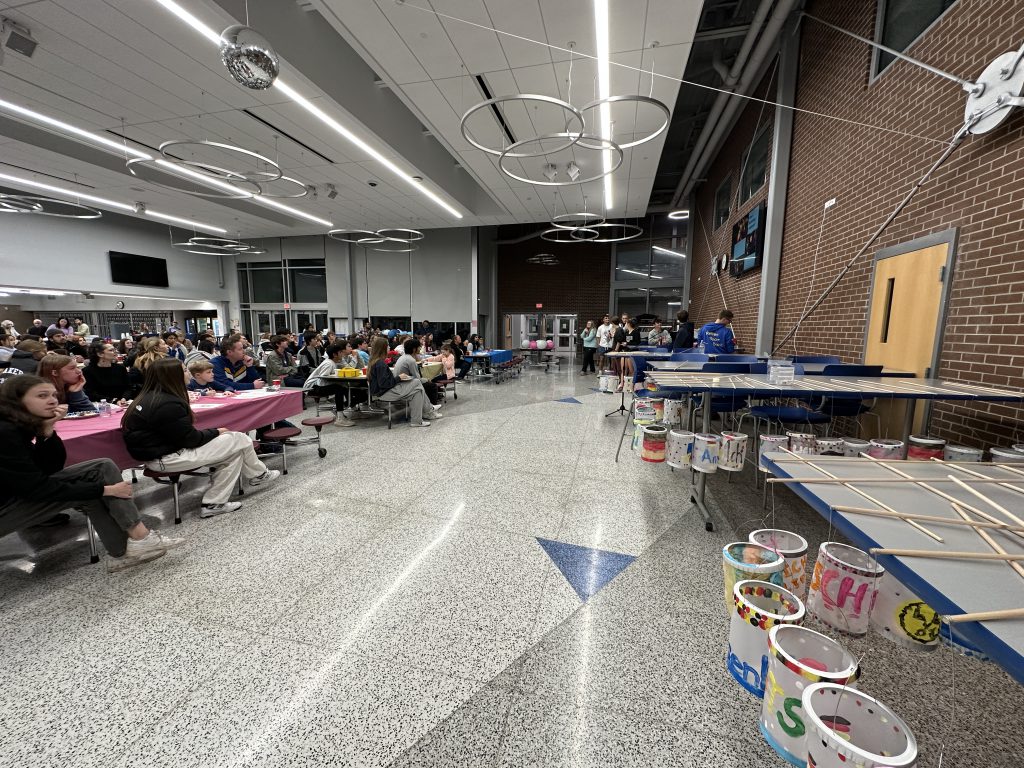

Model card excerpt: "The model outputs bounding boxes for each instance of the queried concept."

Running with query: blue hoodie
[697,322,735,354]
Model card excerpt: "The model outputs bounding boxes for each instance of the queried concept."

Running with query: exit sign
[283,303,291,309]
[536,303,543,309]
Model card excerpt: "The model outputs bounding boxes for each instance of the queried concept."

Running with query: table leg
[691,390,715,532]
[901,398,917,446]
[614,398,635,463]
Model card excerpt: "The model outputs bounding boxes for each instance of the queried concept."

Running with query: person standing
[672,310,695,351]
[596,314,615,373]
[579,320,597,374]
[697,310,737,354]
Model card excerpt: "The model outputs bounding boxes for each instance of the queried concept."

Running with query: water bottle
[98,399,111,418]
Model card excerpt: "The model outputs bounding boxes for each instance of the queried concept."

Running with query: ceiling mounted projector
[2,18,38,58]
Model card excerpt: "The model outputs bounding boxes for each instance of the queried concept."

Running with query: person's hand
[116,399,128,407]
[217,427,229,434]
[66,370,86,393]
[243,355,255,366]
[103,481,133,499]
[398,372,411,380]
[253,379,265,389]
[42,404,69,430]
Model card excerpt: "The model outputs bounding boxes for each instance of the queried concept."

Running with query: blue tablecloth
[470,349,512,365]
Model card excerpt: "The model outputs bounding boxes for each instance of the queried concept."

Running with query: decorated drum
[722,541,785,613]
[943,444,982,462]
[907,434,945,461]
[815,437,844,456]
[807,542,884,636]
[720,431,748,471]
[666,430,695,468]
[650,398,665,421]
[662,399,683,427]
[691,433,720,474]
[869,572,940,651]
[761,625,860,767]
[640,424,668,463]
[758,435,790,472]
[598,374,612,393]
[750,529,809,600]
[786,432,816,455]
[728,581,805,698]
[802,684,918,768]
[842,437,870,457]
[633,398,656,424]
[990,447,1024,463]
[867,438,904,459]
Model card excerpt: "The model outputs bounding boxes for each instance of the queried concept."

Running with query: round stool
[260,426,302,474]
[301,416,334,458]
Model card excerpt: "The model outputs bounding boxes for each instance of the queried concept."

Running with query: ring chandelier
[0,192,102,219]
[526,253,559,265]
[171,236,268,256]
[327,227,425,249]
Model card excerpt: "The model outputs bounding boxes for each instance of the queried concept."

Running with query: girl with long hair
[128,336,169,393]
[83,342,132,404]
[366,337,436,427]
[37,354,96,413]
[121,358,279,518]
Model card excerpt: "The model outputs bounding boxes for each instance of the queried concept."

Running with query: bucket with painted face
[662,398,683,427]
[842,437,870,457]
[760,625,860,767]
[786,432,816,455]
[990,446,1024,463]
[728,581,805,698]
[720,431,748,471]
[691,433,720,474]
[666,429,695,468]
[867,438,904,459]
[750,529,809,601]
[758,435,790,472]
[907,434,945,461]
[722,541,785,613]
[802,684,918,768]
[943,444,982,462]
[869,572,940,652]
[807,542,884,636]
[650,398,665,421]
[640,423,668,463]
[815,437,844,456]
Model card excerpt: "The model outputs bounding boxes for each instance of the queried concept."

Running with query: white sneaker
[333,416,356,427]
[200,501,243,518]
[410,421,432,428]
[248,469,281,488]
[153,532,186,550]
[425,410,444,420]
[107,532,167,572]
[431,402,444,411]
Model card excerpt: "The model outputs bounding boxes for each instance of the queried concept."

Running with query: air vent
[475,74,516,147]
[243,109,335,164]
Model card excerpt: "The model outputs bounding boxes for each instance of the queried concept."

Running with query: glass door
[555,316,576,352]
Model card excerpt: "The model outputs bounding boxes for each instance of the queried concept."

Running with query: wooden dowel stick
[950,504,1024,581]
[945,608,1024,624]
[947,474,1024,529]
[832,505,1024,533]
[933,459,1024,500]
[869,548,1024,561]
[768,476,1021,485]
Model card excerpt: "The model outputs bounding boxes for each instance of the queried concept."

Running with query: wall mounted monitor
[730,201,767,277]
[108,251,169,288]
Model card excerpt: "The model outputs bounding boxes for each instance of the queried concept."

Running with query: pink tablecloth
[54,390,304,469]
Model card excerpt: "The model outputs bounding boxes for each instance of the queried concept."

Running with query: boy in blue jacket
[697,310,737,354]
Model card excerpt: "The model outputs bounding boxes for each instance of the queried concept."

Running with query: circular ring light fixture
[0,194,44,213]
[499,133,623,186]
[461,95,584,157]
[220,25,280,90]
[667,209,690,220]
[576,95,671,150]
[526,253,560,265]
[172,240,237,255]
[127,157,260,199]
[0,193,102,219]
[327,229,386,244]
[578,222,644,242]
[372,243,418,253]
[159,140,282,183]
[541,226,598,243]
[249,172,310,198]
[377,228,425,243]
[551,211,605,230]
[172,236,267,256]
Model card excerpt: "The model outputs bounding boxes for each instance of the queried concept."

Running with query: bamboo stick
[945,608,1024,623]
[933,459,1024,500]
[947,475,1024,529]
[869,548,1024,561]
[950,504,1024,581]
[768,476,1023,485]
[831,504,1024,533]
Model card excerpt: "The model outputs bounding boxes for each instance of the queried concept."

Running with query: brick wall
[693,0,1024,447]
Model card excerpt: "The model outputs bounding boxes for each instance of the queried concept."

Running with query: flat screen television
[730,201,767,277]
[109,251,169,288]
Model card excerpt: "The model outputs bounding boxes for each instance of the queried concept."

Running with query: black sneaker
[30,513,71,529]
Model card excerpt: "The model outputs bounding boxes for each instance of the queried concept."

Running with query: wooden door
[864,237,953,435]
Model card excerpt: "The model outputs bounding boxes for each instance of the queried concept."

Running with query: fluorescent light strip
[87,291,217,304]
[617,267,663,279]
[0,287,67,295]
[653,245,686,258]
[143,209,226,232]
[0,98,152,161]
[152,0,221,44]
[594,0,613,212]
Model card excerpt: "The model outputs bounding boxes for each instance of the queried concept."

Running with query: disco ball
[220,25,279,90]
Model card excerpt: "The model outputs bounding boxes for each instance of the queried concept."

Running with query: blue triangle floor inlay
[555,396,582,404]
[536,538,637,601]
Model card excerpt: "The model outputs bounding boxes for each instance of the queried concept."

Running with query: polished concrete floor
[0,365,1021,767]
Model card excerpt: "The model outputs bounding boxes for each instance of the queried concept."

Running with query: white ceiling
[0,0,700,236]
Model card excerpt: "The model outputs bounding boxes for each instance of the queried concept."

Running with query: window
[740,127,770,203]
[647,287,683,323]
[615,249,650,281]
[250,268,285,303]
[875,0,957,75]
[650,242,685,280]
[238,268,250,303]
[288,261,327,303]
[614,288,648,320]
[714,179,731,228]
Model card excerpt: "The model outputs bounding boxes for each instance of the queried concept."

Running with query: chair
[143,467,211,524]
[300,416,334,458]
[669,351,708,362]
[714,354,758,362]
[309,392,337,417]
[434,377,457,401]
[791,355,841,364]
[690,363,751,429]
[258,425,303,474]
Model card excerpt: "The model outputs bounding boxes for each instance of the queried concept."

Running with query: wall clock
[114,301,125,309]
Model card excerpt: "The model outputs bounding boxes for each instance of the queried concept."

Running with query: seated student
[647,319,672,347]
[3,339,47,379]
[211,334,265,392]
[264,334,306,387]
[395,338,443,406]
[48,317,72,335]
[122,358,279,518]
[37,354,97,413]
[353,338,370,366]
[1,319,19,340]
[184,338,216,368]
[45,328,70,355]
[0,375,182,571]
[129,337,169,394]
[118,337,137,361]
[367,337,440,428]
[25,318,46,338]
[302,342,355,428]
[0,333,15,365]
[337,341,362,370]
[162,331,186,362]
[83,342,132,404]
[451,335,473,379]
[73,317,90,337]
[186,358,231,394]
[298,331,323,374]
[425,343,457,383]
[672,309,695,351]
[697,309,737,354]
[275,327,298,356]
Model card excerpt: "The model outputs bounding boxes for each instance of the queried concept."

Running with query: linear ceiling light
[617,268,663,279]
[0,98,151,160]
[652,245,686,258]
[151,0,463,220]
[594,0,613,213]
[0,170,227,233]
[86,291,217,304]
[0,287,68,295]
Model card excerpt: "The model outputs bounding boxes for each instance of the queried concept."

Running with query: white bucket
[842,437,870,457]
[666,430,695,468]
[749,529,809,601]
[802,684,917,768]
[943,444,982,462]
[758,435,790,472]
[662,399,683,427]
[691,433,720,474]
[815,437,844,456]
[807,542,884,636]
[867,438,904,459]
[869,572,940,652]
[719,431,748,471]
[728,581,805,698]
[786,431,816,455]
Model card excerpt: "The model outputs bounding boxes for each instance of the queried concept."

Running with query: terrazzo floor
[0,365,1020,766]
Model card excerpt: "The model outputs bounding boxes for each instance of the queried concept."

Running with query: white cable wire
[793,202,833,356]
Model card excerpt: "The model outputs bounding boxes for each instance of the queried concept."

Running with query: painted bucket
[869,572,940,652]
[759,435,790,472]
[990,447,1024,463]
[760,625,860,767]
[728,581,805,698]
[722,541,785,613]
[943,444,983,462]
[907,434,946,461]
[650,398,665,421]
[598,374,612,393]
[633,398,656,424]
[807,542,884,636]
[815,437,844,456]
[641,424,668,463]
[786,432,816,455]
[666,429,695,468]
[842,437,870,457]
[802,684,918,768]
[719,431,748,471]
[691,433,720,474]
[662,398,683,427]
[750,529,809,601]
[867,438,904,459]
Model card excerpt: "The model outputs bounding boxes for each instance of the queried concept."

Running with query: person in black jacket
[0,375,180,572]
[0,339,47,383]
[83,342,132,404]
[121,358,279,518]
[366,337,435,427]
[672,309,695,351]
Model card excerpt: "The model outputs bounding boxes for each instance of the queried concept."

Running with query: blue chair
[811,365,884,435]
[715,354,759,362]
[691,363,751,428]
[791,355,841,364]
[821,364,883,377]
[670,351,709,362]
